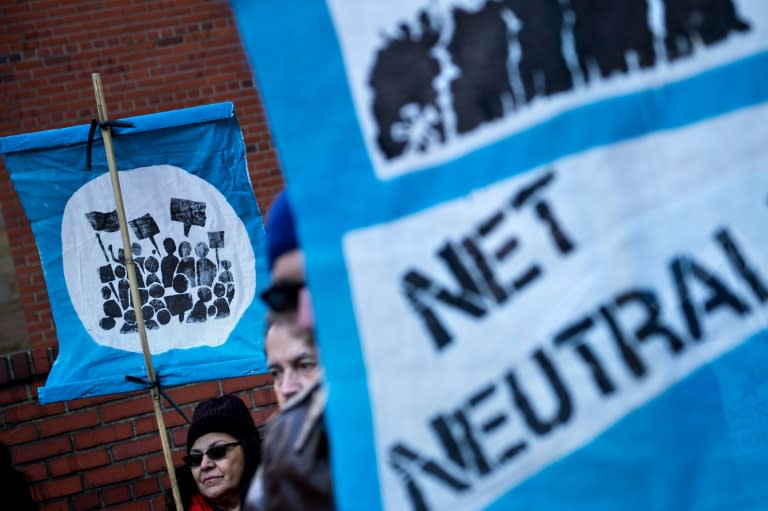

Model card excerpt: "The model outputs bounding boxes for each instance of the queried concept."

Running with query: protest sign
[231,1,768,509]
[1,103,270,403]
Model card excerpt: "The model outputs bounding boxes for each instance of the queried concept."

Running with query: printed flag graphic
[231,1,768,510]
[1,103,269,403]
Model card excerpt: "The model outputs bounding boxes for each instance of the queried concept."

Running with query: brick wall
[0,1,282,509]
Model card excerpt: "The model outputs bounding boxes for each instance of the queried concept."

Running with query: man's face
[265,320,320,408]
[262,247,320,406]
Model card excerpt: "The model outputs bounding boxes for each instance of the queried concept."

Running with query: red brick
[101,395,155,422]
[0,383,30,405]
[30,347,52,374]
[150,494,167,510]
[71,491,101,511]
[164,380,220,406]
[10,351,32,380]
[109,500,155,511]
[13,436,71,463]
[135,408,190,435]
[221,374,267,394]
[3,401,65,424]
[252,406,278,426]
[112,434,162,461]
[48,448,110,477]
[40,409,100,437]
[250,387,277,407]
[68,393,123,410]
[22,462,48,483]
[74,421,133,449]
[132,476,160,497]
[170,427,186,449]
[102,484,131,505]
[37,499,70,511]
[34,475,82,499]
[0,357,10,384]
[0,421,38,445]
[83,459,145,487]
[145,451,184,475]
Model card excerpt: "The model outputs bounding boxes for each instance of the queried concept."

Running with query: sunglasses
[183,441,241,468]
[260,281,305,312]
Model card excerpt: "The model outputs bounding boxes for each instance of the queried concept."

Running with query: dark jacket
[246,382,334,511]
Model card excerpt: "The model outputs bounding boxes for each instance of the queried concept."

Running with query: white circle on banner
[61,165,256,354]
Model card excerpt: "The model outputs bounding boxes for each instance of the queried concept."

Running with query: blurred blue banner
[231,1,768,510]
[1,103,270,403]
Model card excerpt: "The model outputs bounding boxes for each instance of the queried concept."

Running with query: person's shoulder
[267,381,326,454]
[282,380,325,413]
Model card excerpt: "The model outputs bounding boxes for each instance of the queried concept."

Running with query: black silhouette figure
[156,308,172,326]
[212,282,230,319]
[120,308,139,334]
[131,242,146,273]
[161,237,180,288]
[219,259,236,303]
[188,287,213,323]
[570,0,656,80]
[448,1,517,133]
[141,303,160,330]
[195,242,217,288]
[663,0,750,60]
[176,241,196,287]
[362,0,753,166]
[144,255,161,287]
[114,265,132,311]
[98,285,121,331]
[148,282,166,300]
[150,298,172,326]
[369,11,445,159]
[109,244,145,288]
[97,263,120,302]
[164,273,193,322]
[99,286,123,330]
[504,0,573,101]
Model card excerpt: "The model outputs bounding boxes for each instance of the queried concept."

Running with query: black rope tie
[86,119,135,171]
[125,375,192,424]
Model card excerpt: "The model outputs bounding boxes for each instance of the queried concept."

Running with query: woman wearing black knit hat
[167,394,262,511]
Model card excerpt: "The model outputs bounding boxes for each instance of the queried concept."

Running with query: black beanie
[186,394,259,453]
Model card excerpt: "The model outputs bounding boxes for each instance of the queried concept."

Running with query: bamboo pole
[91,73,184,511]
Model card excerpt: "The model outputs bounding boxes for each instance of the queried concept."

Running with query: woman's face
[189,432,245,506]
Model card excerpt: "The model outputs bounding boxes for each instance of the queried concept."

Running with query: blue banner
[1,103,269,404]
[231,1,768,510]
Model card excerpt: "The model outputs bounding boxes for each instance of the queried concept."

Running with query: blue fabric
[231,2,768,510]
[1,103,270,403]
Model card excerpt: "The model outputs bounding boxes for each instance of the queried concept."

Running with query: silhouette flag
[208,231,225,267]
[0,103,270,403]
[129,212,161,253]
[231,1,768,510]
[171,198,206,237]
[86,209,119,261]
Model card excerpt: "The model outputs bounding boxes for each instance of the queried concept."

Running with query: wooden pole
[91,73,184,511]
